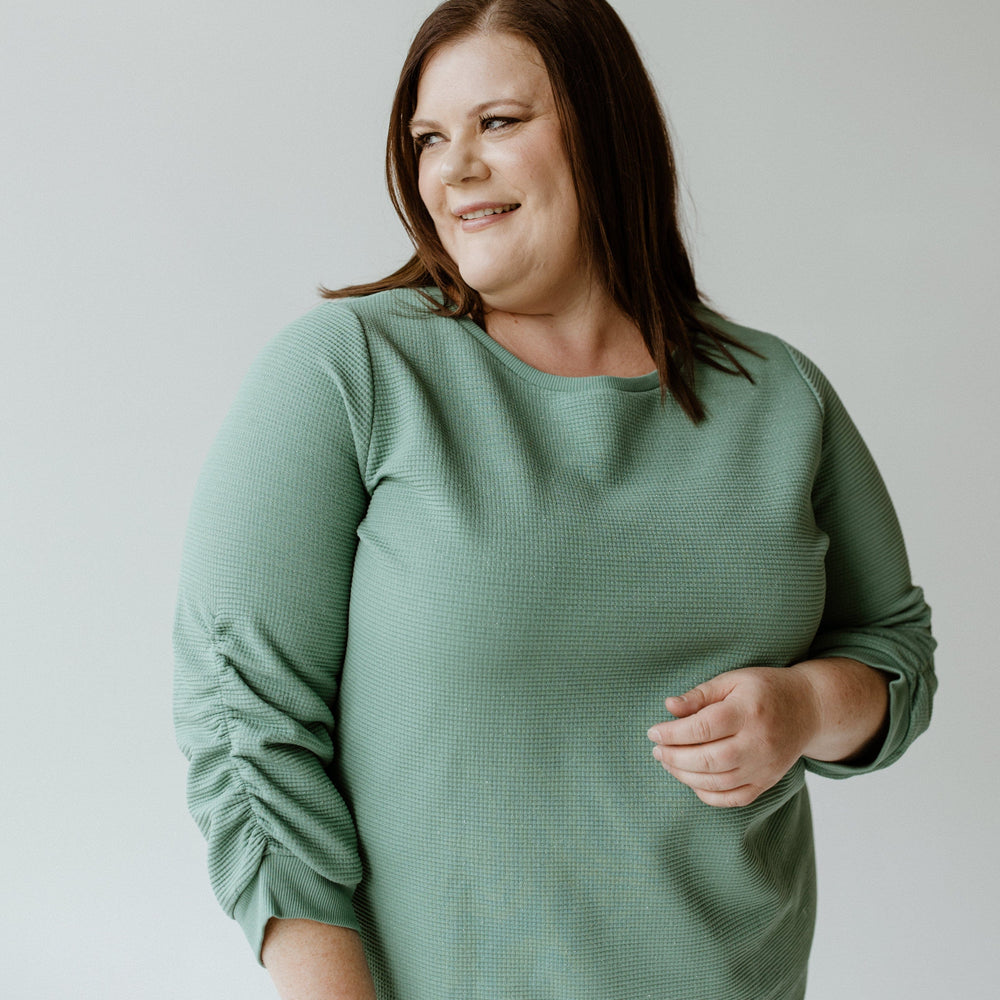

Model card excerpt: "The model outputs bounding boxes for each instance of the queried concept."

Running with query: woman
[174,1,936,998]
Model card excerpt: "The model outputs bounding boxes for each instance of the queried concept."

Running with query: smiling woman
[325,0,760,411]
[411,33,585,318]
[173,2,936,999]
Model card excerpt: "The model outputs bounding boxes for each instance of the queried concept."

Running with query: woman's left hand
[646,666,821,808]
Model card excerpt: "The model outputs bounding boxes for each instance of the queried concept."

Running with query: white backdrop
[1,1,995,997]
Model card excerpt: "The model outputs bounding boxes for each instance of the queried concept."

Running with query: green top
[174,288,935,1000]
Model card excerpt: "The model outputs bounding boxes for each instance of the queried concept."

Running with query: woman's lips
[454,202,521,232]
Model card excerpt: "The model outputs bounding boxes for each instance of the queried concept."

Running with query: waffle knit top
[173,288,936,1000]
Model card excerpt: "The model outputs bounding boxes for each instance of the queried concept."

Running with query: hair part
[322,0,759,421]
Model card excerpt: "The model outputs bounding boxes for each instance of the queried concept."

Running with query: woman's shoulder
[273,287,435,344]
[697,307,790,360]
[697,307,836,410]
[267,287,452,363]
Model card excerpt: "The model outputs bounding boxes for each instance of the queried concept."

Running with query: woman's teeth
[460,204,519,220]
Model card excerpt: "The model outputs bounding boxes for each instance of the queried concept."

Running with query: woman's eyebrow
[409,98,532,130]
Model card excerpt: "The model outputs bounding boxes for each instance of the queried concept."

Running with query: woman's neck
[482,290,654,378]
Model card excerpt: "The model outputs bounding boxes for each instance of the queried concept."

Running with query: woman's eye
[413,132,443,151]
[481,116,515,132]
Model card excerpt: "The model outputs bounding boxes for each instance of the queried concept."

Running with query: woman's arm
[649,344,935,807]
[791,656,890,763]
[262,920,377,1000]
[174,306,376,959]
[646,657,890,808]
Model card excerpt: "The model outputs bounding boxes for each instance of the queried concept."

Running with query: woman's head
[410,31,586,315]
[326,0,756,421]
[387,0,698,315]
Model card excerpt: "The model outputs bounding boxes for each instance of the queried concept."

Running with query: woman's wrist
[262,918,377,1000]
[788,657,891,765]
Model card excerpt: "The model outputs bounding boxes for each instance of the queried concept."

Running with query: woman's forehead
[414,32,551,113]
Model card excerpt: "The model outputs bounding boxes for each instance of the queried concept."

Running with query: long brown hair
[322,0,757,421]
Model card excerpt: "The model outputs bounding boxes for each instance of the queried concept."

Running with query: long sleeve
[784,343,937,778]
[173,303,374,961]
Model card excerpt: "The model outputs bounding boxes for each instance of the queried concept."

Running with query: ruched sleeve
[783,343,937,777]
[173,302,374,961]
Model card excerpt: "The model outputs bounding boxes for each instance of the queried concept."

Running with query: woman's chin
[458,275,519,311]
[457,264,507,295]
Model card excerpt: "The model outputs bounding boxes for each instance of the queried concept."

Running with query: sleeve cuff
[233,849,361,965]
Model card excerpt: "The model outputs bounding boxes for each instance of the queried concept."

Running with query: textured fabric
[173,288,936,999]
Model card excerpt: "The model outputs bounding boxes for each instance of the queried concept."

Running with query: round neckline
[455,315,661,394]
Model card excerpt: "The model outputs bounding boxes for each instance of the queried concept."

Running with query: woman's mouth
[458,203,520,220]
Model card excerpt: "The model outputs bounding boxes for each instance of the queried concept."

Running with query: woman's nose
[439,138,489,185]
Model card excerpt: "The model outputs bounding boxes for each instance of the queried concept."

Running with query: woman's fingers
[689,785,763,809]
[651,736,741,775]
[648,666,816,807]
[662,674,738,719]
[647,698,741,747]
[655,761,744,793]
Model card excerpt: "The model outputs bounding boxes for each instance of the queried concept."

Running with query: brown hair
[322,0,757,420]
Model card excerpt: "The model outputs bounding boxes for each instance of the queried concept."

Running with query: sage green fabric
[174,288,935,999]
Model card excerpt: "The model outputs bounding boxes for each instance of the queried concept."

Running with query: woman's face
[412,32,587,315]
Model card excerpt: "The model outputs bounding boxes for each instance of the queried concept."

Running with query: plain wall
[1,1,995,996]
